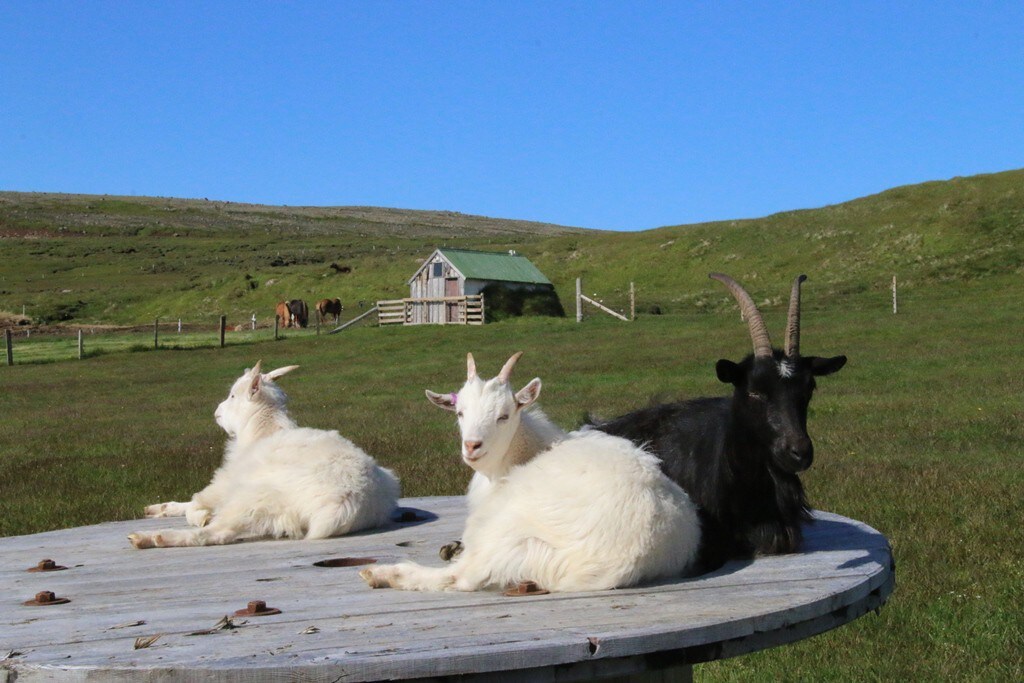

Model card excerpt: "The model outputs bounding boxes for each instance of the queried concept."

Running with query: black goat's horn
[785,275,807,357]
[710,273,773,358]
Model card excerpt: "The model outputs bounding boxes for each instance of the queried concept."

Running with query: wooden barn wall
[410,255,465,324]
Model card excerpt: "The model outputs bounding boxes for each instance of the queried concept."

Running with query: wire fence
[2,316,330,366]
[5,277,1014,366]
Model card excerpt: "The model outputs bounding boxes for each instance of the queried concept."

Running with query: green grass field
[1,172,1023,679]
[2,278,1021,680]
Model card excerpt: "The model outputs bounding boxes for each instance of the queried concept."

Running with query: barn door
[445,278,460,323]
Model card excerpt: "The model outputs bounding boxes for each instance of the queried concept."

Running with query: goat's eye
[497,415,509,423]
[456,411,464,418]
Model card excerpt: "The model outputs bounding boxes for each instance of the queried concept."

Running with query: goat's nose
[791,442,814,471]
[464,440,483,455]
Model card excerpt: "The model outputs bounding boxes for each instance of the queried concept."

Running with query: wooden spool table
[0,497,894,682]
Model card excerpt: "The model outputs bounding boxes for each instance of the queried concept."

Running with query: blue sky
[2,2,1022,231]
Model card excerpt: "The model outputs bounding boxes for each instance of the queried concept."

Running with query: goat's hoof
[359,567,389,589]
[143,503,167,518]
[186,509,212,527]
[128,533,154,550]
[439,540,464,562]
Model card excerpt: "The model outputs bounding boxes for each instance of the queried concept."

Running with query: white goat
[360,352,700,592]
[130,362,400,548]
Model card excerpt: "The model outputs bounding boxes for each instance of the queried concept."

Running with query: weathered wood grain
[0,498,893,682]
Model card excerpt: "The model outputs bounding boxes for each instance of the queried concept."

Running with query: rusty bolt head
[234,600,281,617]
[28,559,68,572]
[503,581,550,597]
[24,590,71,606]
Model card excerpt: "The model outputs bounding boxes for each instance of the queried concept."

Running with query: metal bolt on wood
[234,600,281,617]
[24,591,71,606]
[503,580,549,597]
[28,559,68,572]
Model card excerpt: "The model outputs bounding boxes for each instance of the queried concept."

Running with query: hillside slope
[0,192,589,238]
[1,169,1021,326]
[525,169,1024,312]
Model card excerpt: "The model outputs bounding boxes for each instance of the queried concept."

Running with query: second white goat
[360,352,700,592]
[130,362,400,548]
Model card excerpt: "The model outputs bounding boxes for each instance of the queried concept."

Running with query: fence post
[219,315,227,348]
[576,278,582,323]
[154,318,159,349]
[892,275,898,314]
[78,330,84,360]
[5,329,12,366]
[629,282,636,321]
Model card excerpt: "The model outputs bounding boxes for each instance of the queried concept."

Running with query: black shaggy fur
[593,350,846,573]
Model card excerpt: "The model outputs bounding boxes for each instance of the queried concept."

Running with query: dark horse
[316,298,343,325]
[287,299,309,328]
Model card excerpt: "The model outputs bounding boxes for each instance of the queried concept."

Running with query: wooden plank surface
[0,498,894,682]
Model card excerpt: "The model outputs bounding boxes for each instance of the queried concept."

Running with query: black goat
[591,273,846,572]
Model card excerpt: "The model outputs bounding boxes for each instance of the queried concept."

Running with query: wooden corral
[377,295,483,326]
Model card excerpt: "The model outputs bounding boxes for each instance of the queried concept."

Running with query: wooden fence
[6,316,274,366]
[376,295,485,326]
[575,278,635,322]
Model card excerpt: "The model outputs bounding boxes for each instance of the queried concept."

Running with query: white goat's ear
[265,365,299,381]
[425,390,457,412]
[466,353,477,380]
[515,377,542,409]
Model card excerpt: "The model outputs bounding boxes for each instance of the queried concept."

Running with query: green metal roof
[438,249,552,285]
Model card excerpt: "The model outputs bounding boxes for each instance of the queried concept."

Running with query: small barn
[380,248,556,325]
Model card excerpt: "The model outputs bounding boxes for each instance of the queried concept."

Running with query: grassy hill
[1,172,1022,679]
[2,169,1022,327]
[0,192,590,326]
[527,168,1024,314]
[0,191,591,238]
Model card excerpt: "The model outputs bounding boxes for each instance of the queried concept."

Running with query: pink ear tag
[450,393,458,405]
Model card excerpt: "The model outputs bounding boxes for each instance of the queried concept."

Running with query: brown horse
[316,298,343,324]
[275,301,292,329]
